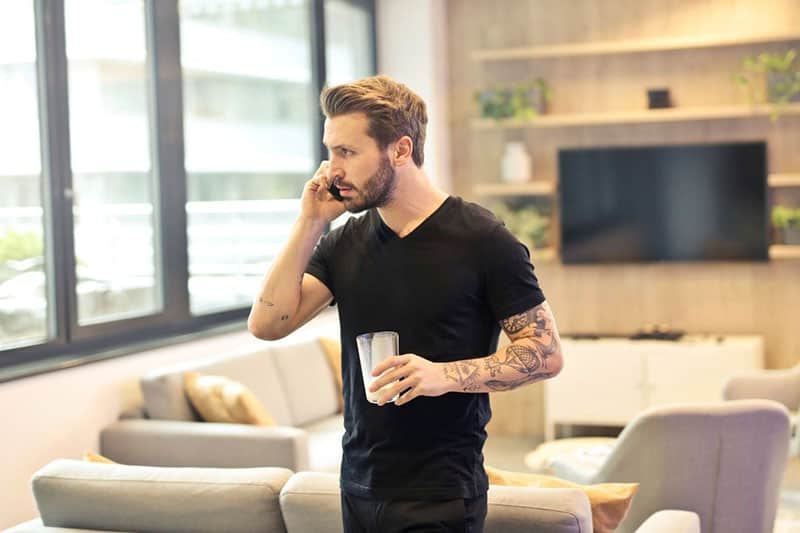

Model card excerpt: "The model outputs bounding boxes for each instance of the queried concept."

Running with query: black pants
[341,491,487,533]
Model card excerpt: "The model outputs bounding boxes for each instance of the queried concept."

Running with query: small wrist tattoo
[258,297,275,306]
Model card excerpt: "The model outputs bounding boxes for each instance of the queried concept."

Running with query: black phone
[328,183,344,201]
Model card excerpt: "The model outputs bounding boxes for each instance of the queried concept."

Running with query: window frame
[0,0,376,379]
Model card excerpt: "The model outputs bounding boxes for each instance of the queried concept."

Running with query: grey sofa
[100,338,344,472]
[8,460,700,533]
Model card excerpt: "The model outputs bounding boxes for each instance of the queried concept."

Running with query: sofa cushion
[271,340,340,426]
[303,414,345,472]
[183,372,276,426]
[141,346,294,425]
[31,459,291,533]
[318,337,343,412]
[279,471,593,533]
[486,465,638,533]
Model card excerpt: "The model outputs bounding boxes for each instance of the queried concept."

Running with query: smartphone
[328,183,344,201]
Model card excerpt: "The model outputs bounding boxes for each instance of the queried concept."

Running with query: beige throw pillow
[486,465,638,533]
[319,337,344,412]
[183,372,276,426]
[83,452,116,464]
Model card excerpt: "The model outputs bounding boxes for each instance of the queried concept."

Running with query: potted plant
[771,205,800,244]
[489,202,550,249]
[475,78,552,121]
[733,49,800,121]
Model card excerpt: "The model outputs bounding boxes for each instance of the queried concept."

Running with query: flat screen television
[558,142,768,263]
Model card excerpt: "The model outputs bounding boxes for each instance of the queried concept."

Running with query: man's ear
[391,136,414,167]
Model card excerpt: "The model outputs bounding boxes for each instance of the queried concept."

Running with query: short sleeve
[305,227,340,304]
[482,223,546,322]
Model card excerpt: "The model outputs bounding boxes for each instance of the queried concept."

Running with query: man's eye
[341,149,353,156]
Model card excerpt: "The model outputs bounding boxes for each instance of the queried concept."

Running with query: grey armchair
[547,400,791,533]
[723,363,800,411]
[723,363,800,455]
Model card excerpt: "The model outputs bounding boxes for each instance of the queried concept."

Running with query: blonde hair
[320,75,428,167]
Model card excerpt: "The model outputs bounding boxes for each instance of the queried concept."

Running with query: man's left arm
[369,300,564,406]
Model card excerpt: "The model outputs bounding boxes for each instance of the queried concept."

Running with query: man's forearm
[441,336,563,393]
[247,216,326,338]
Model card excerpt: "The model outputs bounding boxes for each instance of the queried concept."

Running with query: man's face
[322,113,397,213]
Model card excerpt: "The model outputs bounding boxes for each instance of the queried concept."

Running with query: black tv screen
[559,142,768,263]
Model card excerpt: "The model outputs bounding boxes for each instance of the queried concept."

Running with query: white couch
[100,338,344,472]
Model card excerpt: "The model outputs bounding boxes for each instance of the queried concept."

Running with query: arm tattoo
[258,297,274,306]
[500,307,551,339]
[443,361,481,392]
[485,344,541,378]
[475,302,562,391]
[485,372,559,391]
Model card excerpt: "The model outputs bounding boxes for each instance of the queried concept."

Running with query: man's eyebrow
[323,142,356,151]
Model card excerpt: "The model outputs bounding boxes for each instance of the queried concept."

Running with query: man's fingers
[372,354,409,377]
[394,384,420,406]
[369,364,410,393]
[376,375,418,405]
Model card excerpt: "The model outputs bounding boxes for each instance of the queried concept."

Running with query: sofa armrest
[722,367,800,410]
[100,419,309,470]
[634,510,700,533]
[27,460,291,533]
[486,485,593,533]
[5,518,122,532]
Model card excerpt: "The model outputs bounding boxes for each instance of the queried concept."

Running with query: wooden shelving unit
[532,247,557,261]
[472,103,800,130]
[471,32,800,62]
[768,245,800,260]
[768,173,800,187]
[472,182,555,197]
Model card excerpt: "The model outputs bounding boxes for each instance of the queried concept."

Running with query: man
[248,75,564,533]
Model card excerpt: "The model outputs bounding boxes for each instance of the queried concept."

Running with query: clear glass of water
[356,331,399,404]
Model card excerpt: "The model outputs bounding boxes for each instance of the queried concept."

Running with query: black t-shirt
[305,196,545,500]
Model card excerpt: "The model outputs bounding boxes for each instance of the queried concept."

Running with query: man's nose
[328,160,345,181]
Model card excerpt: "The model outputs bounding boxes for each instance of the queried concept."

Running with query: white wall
[376,0,452,193]
[0,312,339,529]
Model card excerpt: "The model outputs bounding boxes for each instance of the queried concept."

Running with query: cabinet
[543,335,764,440]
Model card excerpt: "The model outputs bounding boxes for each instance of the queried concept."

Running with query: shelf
[769,245,800,260]
[532,247,557,261]
[472,103,800,130]
[471,32,800,61]
[473,182,555,197]
[768,174,800,187]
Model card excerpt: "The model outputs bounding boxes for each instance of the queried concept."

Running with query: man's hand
[301,160,346,223]
[369,354,453,406]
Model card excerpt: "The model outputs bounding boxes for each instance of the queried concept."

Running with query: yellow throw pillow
[319,337,344,412]
[486,465,638,533]
[183,372,276,426]
[83,452,116,464]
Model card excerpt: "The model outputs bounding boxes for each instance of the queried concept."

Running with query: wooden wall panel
[447,0,800,437]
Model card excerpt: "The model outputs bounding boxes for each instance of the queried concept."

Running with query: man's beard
[344,155,397,213]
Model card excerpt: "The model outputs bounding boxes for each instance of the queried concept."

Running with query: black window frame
[0,0,376,381]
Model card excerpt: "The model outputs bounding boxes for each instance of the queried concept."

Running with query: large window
[65,0,161,325]
[180,0,314,314]
[0,1,47,348]
[0,0,375,375]
[325,0,375,85]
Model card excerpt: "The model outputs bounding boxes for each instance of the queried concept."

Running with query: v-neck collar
[374,196,454,241]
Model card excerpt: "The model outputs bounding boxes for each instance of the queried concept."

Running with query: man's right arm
[247,162,344,340]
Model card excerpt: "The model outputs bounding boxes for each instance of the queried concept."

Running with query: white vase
[501,142,532,183]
